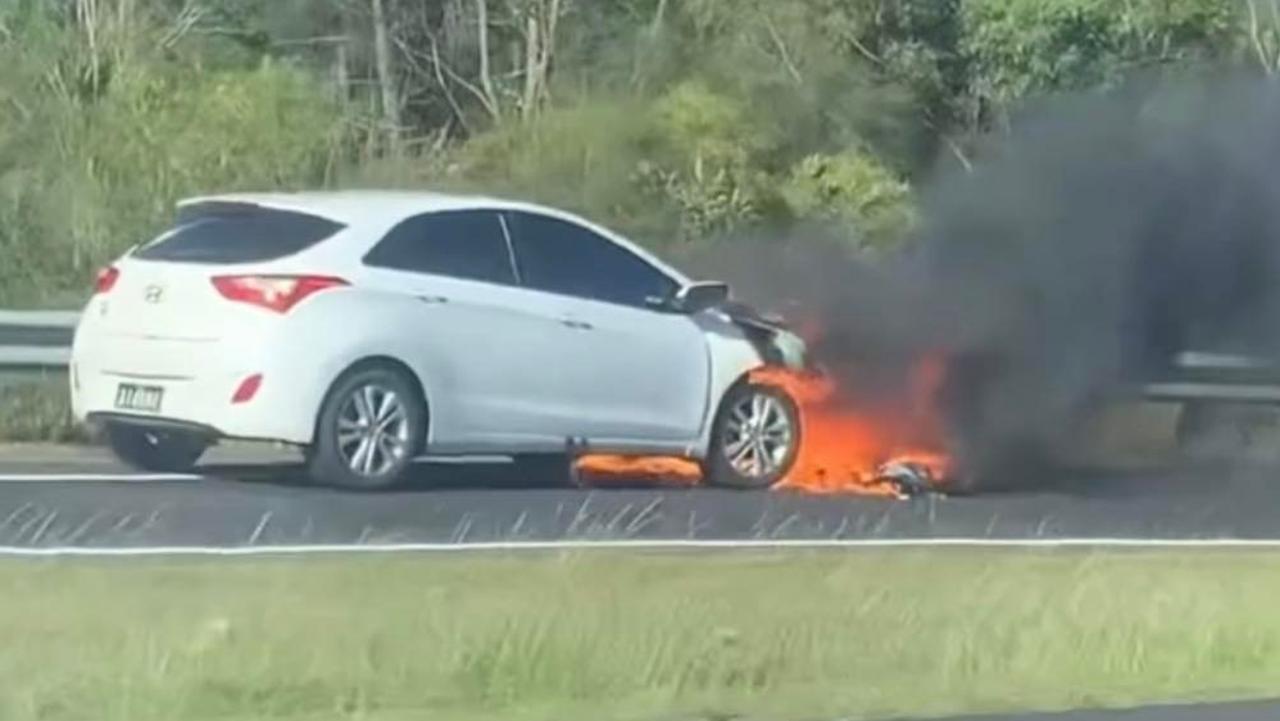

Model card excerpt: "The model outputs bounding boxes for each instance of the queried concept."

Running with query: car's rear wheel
[308,366,426,490]
[704,382,801,490]
[104,423,209,473]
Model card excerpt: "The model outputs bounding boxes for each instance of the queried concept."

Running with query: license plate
[115,384,164,413]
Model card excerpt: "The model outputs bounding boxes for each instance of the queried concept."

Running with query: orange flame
[574,455,701,486]
[749,362,952,496]
[574,357,953,496]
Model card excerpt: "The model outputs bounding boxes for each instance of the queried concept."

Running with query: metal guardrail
[1141,352,1280,405]
[4,309,1280,406]
[0,310,78,370]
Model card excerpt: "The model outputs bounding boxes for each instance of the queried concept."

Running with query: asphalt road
[0,445,1278,549]
[2,445,1280,721]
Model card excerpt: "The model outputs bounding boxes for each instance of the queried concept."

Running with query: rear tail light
[211,275,348,313]
[94,266,120,295]
[231,373,263,404]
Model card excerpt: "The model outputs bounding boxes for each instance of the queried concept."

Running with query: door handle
[416,295,449,305]
[560,318,593,331]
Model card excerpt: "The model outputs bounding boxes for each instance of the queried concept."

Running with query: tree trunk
[1247,0,1280,74]
[521,12,540,120]
[77,0,101,94]
[650,0,668,36]
[370,0,401,151]
[331,2,352,104]
[475,0,499,117]
[520,0,561,121]
[543,0,561,85]
[333,40,350,103]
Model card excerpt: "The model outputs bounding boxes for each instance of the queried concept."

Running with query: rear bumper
[85,412,219,437]
[70,328,322,445]
[74,369,316,444]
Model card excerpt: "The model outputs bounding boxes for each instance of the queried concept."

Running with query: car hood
[717,300,808,369]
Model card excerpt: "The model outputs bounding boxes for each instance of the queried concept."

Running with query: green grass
[0,377,86,444]
[2,550,1280,721]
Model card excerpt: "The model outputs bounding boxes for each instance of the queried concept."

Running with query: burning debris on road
[751,365,952,498]
[873,460,944,499]
[574,455,702,488]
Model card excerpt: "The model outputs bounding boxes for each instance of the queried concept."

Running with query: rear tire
[308,365,426,490]
[704,382,801,490]
[104,423,208,473]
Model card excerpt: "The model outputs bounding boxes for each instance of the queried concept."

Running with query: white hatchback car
[71,191,805,489]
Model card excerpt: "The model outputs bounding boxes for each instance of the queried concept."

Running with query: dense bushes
[0,0,1273,306]
[0,8,344,305]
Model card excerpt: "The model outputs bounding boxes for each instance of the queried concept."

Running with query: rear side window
[363,210,516,285]
[135,203,344,264]
[506,211,677,308]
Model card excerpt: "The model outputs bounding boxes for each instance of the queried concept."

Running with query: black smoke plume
[689,73,1280,486]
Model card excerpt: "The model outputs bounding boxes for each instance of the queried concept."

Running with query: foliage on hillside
[0,0,1275,305]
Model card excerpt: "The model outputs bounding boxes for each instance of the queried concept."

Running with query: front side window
[506,211,677,308]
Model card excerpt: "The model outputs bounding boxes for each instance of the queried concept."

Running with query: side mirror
[673,281,731,314]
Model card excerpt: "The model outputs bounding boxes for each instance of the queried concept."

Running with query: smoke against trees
[697,74,1280,484]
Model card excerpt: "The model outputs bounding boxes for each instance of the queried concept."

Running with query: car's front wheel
[704,382,801,489]
[308,366,427,490]
[104,423,209,473]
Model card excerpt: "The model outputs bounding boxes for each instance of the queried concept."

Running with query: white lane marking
[0,473,201,483]
[0,456,512,483]
[3,538,1280,557]
[415,455,514,464]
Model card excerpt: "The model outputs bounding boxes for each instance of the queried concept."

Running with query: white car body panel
[71,191,782,460]
[523,288,710,442]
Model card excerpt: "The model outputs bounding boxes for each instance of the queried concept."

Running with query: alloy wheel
[336,383,412,477]
[721,390,796,479]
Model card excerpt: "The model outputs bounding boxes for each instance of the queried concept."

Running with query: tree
[1244,0,1280,74]
[370,0,400,148]
[962,0,1237,131]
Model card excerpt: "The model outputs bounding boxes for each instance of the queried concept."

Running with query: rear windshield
[133,203,345,264]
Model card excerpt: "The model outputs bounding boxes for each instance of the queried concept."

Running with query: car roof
[178,190,519,224]
[178,190,692,284]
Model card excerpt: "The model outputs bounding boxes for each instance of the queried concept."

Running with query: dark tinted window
[507,212,677,307]
[364,210,516,285]
[135,203,344,264]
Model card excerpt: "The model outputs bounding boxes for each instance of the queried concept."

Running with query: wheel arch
[311,355,431,445]
[696,363,770,456]
[701,370,803,489]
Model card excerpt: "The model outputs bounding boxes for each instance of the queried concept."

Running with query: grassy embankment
[3,550,1280,721]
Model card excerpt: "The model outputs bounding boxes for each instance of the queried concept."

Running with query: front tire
[308,366,427,490]
[704,382,801,489]
[105,423,208,473]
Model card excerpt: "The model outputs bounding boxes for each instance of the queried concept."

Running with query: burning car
[71,191,814,490]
